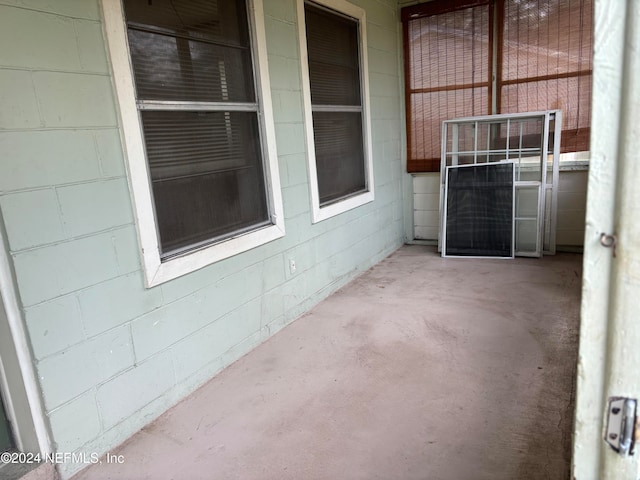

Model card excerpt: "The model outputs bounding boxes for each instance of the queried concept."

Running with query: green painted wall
[0,0,406,477]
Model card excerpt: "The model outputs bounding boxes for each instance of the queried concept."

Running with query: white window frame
[101,0,284,287]
[297,0,375,223]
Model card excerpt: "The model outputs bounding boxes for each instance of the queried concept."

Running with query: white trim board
[297,0,375,223]
[0,221,52,457]
[101,0,285,287]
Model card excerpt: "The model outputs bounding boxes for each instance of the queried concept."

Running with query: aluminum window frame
[297,0,375,223]
[442,160,516,259]
[101,0,285,287]
[438,110,561,257]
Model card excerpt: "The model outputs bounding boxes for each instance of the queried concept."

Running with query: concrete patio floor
[73,245,582,480]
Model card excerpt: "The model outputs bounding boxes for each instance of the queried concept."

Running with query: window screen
[305,2,367,206]
[123,0,270,257]
[444,162,514,257]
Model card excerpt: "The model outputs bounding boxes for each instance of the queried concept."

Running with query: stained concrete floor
[73,246,582,480]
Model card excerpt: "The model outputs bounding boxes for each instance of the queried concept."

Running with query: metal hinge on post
[605,397,637,455]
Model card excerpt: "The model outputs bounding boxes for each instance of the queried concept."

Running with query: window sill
[311,190,374,224]
[144,222,285,287]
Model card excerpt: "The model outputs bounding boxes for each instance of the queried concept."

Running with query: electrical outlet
[289,259,296,274]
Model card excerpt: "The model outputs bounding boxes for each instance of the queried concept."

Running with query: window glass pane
[305,3,361,106]
[312,112,366,205]
[124,0,255,103]
[141,111,269,255]
[124,0,249,48]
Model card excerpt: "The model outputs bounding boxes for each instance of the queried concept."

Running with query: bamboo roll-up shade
[498,0,593,153]
[403,1,491,173]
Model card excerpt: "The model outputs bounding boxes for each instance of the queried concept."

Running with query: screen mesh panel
[312,112,366,205]
[445,163,514,257]
[141,110,268,255]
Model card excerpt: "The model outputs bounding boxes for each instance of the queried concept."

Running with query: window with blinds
[402,0,593,173]
[300,0,373,222]
[122,0,270,257]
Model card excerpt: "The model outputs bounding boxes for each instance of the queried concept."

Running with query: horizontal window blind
[305,2,367,206]
[123,0,270,257]
[313,112,366,205]
[126,0,254,103]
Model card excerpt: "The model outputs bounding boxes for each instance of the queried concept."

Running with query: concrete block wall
[412,169,588,248]
[0,0,406,478]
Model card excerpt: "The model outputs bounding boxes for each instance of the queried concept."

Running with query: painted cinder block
[283,152,308,187]
[414,210,439,228]
[47,391,101,453]
[262,285,285,328]
[368,48,398,76]
[24,295,84,360]
[267,54,301,91]
[413,193,440,213]
[263,253,286,292]
[171,298,262,382]
[360,0,396,26]
[282,183,311,219]
[369,72,400,96]
[372,117,401,143]
[0,130,102,191]
[415,226,439,241]
[12,230,125,306]
[0,189,65,251]
[111,226,142,275]
[0,69,41,129]
[274,123,306,156]
[130,294,204,362]
[265,0,297,24]
[367,24,397,53]
[0,0,100,20]
[96,351,175,431]
[272,90,304,123]
[0,6,80,70]
[33,71,117,128]
[57,178,134,238]
[265,17,298,59]
[413,174,440,194]
[94,129,127,179]
[75,19,109,73]
[78,271,163,339]
[133,263,264,360]
[37,325,134,410]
